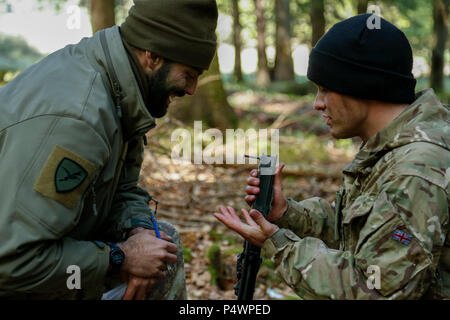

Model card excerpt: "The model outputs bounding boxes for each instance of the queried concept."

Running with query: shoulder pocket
[342,193,397,253]
[15,117,108,237]
[342,194,378,225]
[18,144,99,237]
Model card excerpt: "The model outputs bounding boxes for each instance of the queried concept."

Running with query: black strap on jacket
[100,30,123,119]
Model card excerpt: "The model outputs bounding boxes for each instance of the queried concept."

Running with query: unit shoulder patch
[55,158,88,193]
[34,145,97,209]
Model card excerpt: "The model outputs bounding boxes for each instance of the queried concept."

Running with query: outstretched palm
[213,206,279,247]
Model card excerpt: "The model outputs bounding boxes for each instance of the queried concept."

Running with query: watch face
[111,248,125,265]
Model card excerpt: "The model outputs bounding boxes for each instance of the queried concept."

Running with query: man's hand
[118,231,178,279]
[128,227,173,242]
[213,206,279,247]
[245,163,288,222]
[121,272,157,300]
[119,228,173,300]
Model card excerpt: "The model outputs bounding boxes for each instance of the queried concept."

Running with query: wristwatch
[106,242,125,273]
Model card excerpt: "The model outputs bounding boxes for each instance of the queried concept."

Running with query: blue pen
[148,197,161,238]
[150,215,161,239]
[148,198,172,272]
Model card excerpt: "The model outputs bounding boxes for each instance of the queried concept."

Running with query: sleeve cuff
[119,217,154,239]
[273,198,295,229]
[262,228,301,259]
[128,218,154,230]
[93,242,111,283]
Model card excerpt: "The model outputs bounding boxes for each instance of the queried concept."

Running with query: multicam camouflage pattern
[263,89,450,299]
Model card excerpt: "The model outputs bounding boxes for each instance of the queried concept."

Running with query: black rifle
[235,154,277,300]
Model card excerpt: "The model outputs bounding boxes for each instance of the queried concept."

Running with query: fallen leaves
[137,92,357,300]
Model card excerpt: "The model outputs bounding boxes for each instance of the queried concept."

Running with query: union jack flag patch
[392,229,413,245]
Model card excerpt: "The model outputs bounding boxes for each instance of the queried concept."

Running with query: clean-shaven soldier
[215,15,449,299]
[0,0,218,299]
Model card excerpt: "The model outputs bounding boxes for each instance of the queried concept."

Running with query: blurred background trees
[430,0,449,93]
[0,32,42,84]
[0,0,449,104]
[0,0,448,300]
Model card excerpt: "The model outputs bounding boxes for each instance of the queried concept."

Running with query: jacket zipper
[128,123,155,144]
[79,173,100,217]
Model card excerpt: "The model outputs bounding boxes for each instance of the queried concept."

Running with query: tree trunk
[356,0,369,14]
[232,0,243,82]
[430,0,449,93]
[274,0,294,82]
[310,0,325,47]
[169,54,238,130]
[254,0,270,86]
[90,0,115,34]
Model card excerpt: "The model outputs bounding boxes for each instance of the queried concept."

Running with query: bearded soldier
[0,0,218,299]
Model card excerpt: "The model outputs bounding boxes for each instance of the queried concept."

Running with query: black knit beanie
[307,14,416,104]
[120,0,218,70]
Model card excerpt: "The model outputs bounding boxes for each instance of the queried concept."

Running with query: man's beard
[146,62,185,118]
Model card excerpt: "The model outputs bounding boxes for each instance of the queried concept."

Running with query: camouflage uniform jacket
[263,89,450,299]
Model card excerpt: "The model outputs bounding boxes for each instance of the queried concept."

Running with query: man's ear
[136,49,164,73]
[147,51,164,72]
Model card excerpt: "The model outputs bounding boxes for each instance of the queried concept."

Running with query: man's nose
[313,94,325,111]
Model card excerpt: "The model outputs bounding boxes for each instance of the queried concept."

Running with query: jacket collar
[343,89,449,176]
[89,26,155,140]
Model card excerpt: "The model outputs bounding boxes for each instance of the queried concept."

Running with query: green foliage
[35,0,68,12]
[0,33,42,73]
[34,0,132,25]
[218,0,441,85]
[417,76,450,104]
[335,138,353,149]
[279,138,329,164]
[217,0,276,48]
[206,244,222,286]
[182,247,192,263]
[209,230,238,245]
[261,258,274,269]
[266,80,316,96]
[224,246,243,256]
[217,0,232,16]
[378,0,433,60]
[291,0,313,45]
[208,230,222,241]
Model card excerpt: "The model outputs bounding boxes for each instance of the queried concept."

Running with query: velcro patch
[34,145,97,209]
[392,229,413,245]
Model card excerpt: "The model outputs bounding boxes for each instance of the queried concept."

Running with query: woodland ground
[139,86,360,300]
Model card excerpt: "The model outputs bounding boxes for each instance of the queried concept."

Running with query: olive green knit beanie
[120,0,218,70]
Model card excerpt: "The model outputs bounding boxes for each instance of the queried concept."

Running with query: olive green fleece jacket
[0,26,156,295]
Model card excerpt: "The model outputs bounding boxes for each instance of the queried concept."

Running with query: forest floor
[139,88,361,300]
